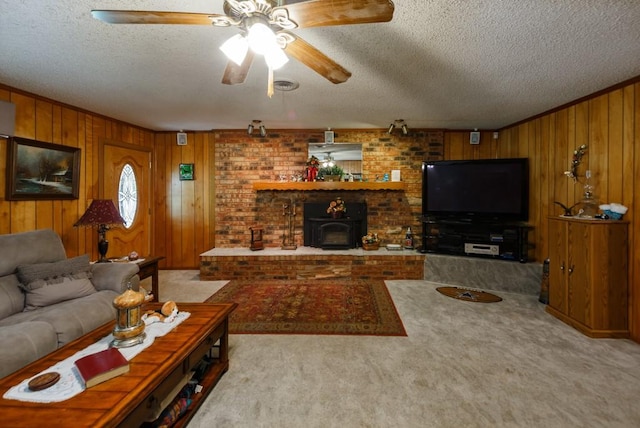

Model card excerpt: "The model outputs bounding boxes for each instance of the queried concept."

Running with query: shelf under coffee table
[0,302,237,428]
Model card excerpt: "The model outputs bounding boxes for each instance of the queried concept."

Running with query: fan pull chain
[267,66,274,98]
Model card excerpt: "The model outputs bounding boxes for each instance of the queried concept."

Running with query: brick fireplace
[212,130,445,249]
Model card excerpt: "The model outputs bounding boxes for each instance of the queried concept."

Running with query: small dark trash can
[539,258,550,304]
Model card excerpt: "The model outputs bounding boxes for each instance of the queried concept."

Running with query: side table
[136,256,165,302]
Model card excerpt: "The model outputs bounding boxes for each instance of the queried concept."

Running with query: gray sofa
[0,229,140,379]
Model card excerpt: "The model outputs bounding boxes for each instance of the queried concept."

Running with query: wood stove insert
[304,202,367,249]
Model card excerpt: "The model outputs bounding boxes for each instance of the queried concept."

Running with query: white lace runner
[3,311,191,403]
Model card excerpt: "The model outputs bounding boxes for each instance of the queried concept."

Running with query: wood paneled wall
[152,132,216,270]
[444,81,640,342]
[0,85,154,261]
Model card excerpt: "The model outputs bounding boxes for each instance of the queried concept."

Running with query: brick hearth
[200,247,425,281]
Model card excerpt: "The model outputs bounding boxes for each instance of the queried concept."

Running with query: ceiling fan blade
[91,10,221,25]
[284,35,351,84]
[222,51,255,85]
[278,0,395,29]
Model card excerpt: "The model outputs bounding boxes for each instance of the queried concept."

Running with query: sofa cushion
[0,229,67,277]
[0,321,58,379]
[0,274,25,319]
[17,255,97,311]
[30,290,119,346]
[17,254,91,284]
[22,276,97,311]
[0,290,119,348]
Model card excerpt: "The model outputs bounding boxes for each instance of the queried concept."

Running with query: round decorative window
[118,164,138,229]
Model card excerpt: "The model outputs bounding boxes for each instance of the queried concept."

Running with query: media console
[421,218,532,262]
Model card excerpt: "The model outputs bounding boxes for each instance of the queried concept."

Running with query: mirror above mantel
[255,142,405,191]
[308,143,362,178]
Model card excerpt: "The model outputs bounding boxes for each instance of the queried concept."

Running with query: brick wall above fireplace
[213,130,444,248]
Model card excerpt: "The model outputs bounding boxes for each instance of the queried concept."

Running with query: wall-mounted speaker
[470,131,480,145]
[0,100,16,137]
[177,132,187,146]
[324,130,334,144]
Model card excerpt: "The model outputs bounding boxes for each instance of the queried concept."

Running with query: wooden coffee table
[0,303,236,427]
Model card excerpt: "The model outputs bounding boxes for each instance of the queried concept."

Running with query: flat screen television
[422,158,529,222]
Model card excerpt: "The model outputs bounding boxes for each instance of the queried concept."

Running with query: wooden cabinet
[546,217,629,338]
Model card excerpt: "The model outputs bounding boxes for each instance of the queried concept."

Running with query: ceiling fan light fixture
[264,45,289,70]
[387,123,395,134]
[247,22,276,56]
[401,124,409,135]
[245,19,287,70]
[220,34,249,66]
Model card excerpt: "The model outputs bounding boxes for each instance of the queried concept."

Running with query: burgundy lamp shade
[74,199,125,227]
[75,199,125,262]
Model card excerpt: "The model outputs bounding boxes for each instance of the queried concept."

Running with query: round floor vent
[274,79,300,92]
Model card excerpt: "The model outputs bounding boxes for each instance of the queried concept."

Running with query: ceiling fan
[91,0,395,96]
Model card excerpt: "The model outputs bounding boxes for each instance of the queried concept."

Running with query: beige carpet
[156,271,640,428]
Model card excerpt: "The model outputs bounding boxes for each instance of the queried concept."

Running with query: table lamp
[75,199,125,263]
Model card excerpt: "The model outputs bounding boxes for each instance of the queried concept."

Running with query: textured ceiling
[1,1,640,132]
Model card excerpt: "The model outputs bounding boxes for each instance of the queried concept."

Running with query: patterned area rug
[436,286,503,303]
[205,279,407,336]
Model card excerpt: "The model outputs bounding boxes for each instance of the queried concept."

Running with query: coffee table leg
[219,319,230,368]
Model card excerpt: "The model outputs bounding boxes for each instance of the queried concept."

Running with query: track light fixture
[388,119,409,135]
[248,120,267,137]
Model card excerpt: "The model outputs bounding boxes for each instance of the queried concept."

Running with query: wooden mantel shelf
[252,181,407,191]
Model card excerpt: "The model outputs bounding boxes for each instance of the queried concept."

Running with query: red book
[74,348,130,388]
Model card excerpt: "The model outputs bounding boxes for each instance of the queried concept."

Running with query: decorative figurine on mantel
[306,156,319,182]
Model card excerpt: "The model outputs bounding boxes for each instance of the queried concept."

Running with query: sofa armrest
[90,263,140,293]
